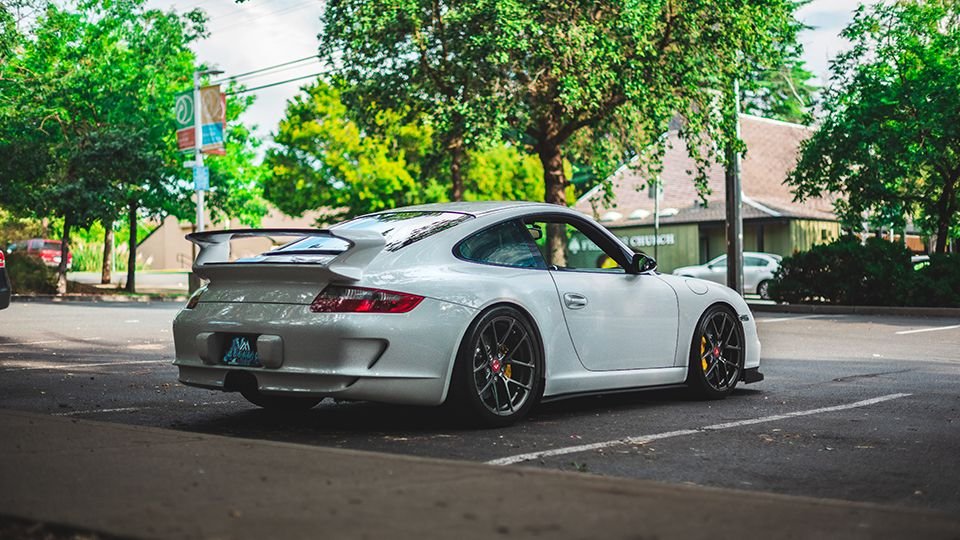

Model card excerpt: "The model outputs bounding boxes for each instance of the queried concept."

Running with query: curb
[747,302,960,318]
[11,294,187,303]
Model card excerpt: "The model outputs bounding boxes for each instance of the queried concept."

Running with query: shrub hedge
[769,236,959,307]
[5,252,58,294]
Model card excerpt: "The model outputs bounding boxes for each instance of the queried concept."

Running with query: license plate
[222,335,262,367]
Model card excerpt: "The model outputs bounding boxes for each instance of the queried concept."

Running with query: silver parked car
[173,202,763,426]
[672,252,782,299]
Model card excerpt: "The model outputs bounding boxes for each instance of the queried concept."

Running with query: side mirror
[629,253,657,274]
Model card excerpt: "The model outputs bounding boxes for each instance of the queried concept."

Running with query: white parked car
[173,202,763,426]
[672,252,782,299]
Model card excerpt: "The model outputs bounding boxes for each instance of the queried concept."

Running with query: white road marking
[52,400,239,417]
[53,407,142,417]
[0,337,103,348]
[895,324,960,335]
[487,393,911,466]
[756,315,824,324]
[2,359,171,372]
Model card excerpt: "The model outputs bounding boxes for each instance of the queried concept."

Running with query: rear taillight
[310,285,424,314]
[0,251,5,268]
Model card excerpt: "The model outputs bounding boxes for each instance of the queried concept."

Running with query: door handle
[563,292,588,309]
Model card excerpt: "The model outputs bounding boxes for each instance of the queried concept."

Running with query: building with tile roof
[574,114,841,273]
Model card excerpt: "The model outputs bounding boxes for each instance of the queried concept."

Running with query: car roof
[371,200,567,217]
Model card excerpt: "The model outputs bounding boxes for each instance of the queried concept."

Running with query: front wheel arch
[686,303,745,399]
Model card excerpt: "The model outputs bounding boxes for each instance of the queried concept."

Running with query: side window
[456,220,545,269]
[744,256,767,267]
[526,218,626,273]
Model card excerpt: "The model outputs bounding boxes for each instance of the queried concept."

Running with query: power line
[224,59,323,84]
[212,55,319,85]
[225,70,332,95]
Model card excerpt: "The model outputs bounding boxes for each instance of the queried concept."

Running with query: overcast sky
[147,0,874,143]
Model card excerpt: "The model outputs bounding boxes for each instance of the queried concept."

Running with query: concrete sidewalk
[1,409,958,540]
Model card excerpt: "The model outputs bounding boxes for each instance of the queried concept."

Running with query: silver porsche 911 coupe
[173,201,762,426]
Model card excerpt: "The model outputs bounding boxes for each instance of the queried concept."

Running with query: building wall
[604,219,840,273]
[605,224,701,273]
[790,220,841,254]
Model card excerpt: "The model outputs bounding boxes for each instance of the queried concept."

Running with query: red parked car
[6,239,72,270]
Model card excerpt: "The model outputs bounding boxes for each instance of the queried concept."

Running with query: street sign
[175,86,227,154]
[193,166,209,191]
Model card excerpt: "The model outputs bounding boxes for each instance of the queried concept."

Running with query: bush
[769,236,922,306]
[908,253,960,307]
[5,252,57,294]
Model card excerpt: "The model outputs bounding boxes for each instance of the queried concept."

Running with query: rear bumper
[172,298,476,406]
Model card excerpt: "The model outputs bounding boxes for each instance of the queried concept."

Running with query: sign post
[177,68,223,292]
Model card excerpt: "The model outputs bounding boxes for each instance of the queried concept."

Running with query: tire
[449,306,544,427]
[757,280,771,300]
[687,305,744,400]
[240,387,321,411]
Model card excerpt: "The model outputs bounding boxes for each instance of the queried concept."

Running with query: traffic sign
[193,166,209,191]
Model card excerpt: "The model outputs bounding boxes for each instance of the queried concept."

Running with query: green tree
[264,80,444,221]
[320,1,505,201]
[743,55,817,125]
[1,0,268,292]
[789,1,960,254]
[264,80,547,221]
[0,0,205,292]
[318,1,800,263]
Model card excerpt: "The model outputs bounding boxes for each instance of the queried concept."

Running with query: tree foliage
[789,1,960,253]
[317,0,801,263]
[742,55,817,125]
[264,80,545,221]
[0,0,205,290]
[320,1,507,201]
[0,0,268,291]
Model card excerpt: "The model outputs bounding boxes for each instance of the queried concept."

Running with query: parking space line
[487,393,911,466]
[895,324,960,335]
[0,336,103,349]
[756,315,824,324]
[2,359,171,372]
[53,407,142,417]
[52,400,238,417]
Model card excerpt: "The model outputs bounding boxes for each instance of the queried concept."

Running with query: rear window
[43,241,61,251]
[271,211,473,255]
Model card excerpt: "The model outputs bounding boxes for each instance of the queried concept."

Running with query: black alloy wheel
[451,306,544,427]
[687,305,744,399]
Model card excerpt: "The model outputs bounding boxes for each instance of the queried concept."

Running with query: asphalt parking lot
[1,301,958,514]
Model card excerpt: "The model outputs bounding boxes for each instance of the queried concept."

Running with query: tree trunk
[934,171,957,254]
[101,220,114,285]
[125,202,137,293]
[57,217,72,295]
[449,137,465,202]
[538,137,568,267]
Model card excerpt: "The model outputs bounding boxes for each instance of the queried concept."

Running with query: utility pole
[188,68,222,293]
[725,79,744,295]
[653,175,662,262]
[192,68,223,233]
[193,69,206,233]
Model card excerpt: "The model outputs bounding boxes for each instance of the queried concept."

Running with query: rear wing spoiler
[185,228,385,282]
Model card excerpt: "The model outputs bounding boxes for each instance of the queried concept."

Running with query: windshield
[270,211,473,255]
